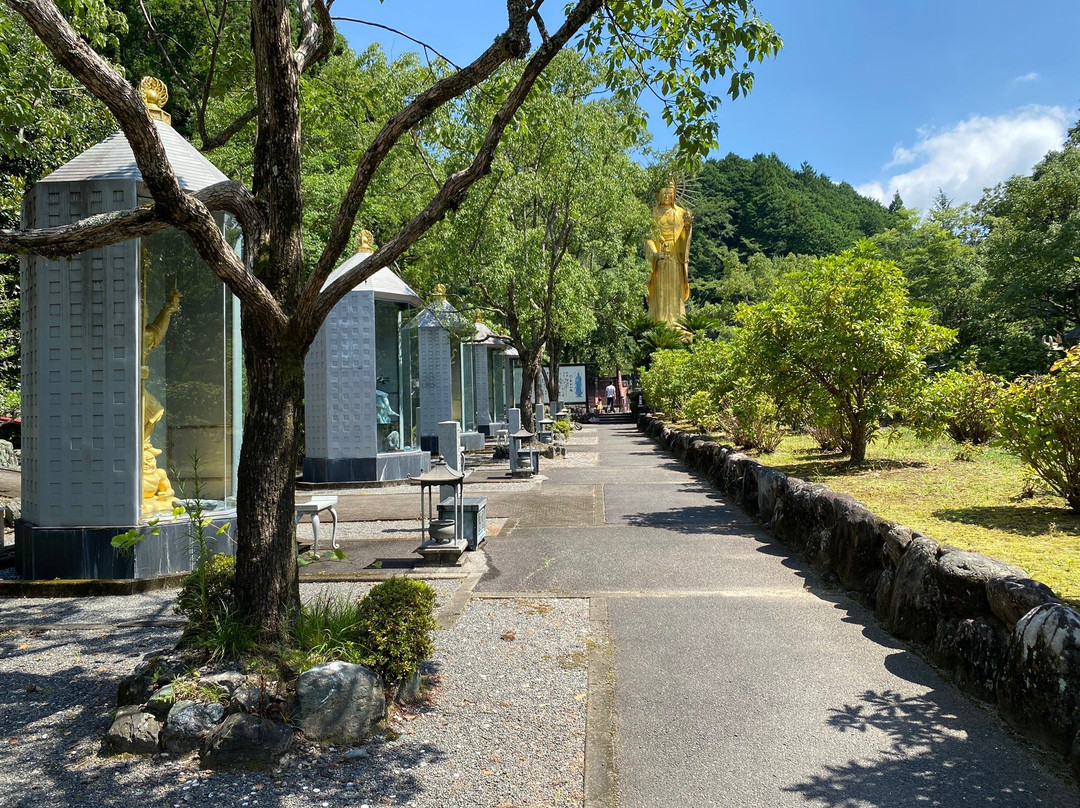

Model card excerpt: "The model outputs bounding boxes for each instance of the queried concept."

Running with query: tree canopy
[0,0,782,640]
[736,243,954,462]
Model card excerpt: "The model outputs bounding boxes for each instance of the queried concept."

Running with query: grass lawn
[757,429,1080,609]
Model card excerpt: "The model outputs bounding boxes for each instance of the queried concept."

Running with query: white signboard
[558,365,587,404]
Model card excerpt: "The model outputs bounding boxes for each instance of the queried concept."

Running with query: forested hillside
[690,152,898,304]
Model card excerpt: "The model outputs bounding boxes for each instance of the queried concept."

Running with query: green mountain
[689,153,898,303]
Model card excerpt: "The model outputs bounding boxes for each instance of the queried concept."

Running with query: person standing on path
[606,382,617,412]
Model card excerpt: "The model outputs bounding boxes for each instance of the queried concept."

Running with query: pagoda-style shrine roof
[39,121,227,191]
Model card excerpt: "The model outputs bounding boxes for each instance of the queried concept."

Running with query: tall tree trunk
[546,336,562,404]
[518,352,542,428]
[848,415,868,465]
[232,317,306,643]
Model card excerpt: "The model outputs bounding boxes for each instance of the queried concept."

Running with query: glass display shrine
[303,234,431,482]
[16,80,241,580]
[415,289,470,455]
[465,320,513,437]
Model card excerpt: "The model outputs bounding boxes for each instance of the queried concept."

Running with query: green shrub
[913,362,1003,445]
[176,552,236,621]
[995,346,1080,510]
[682,390,722,433]
[175,554,256,660]
[805,414,850,453]
[292,596,369,670]
[552,419,572,439]
[640,348,693,415]
[718,384,784,453]
[354,577,438,684]
[292,578,438,683]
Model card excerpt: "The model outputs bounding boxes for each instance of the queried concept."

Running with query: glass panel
[141,224,230,516]
[375,299,403,453]
[512,360,523,409]
[400,310,420,451]
[489,349,507,422]
[461,343,476,432]
[450,339,463,425]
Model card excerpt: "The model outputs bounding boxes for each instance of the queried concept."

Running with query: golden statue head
[138,77,171,125]
[434,283,447,301]
[657,179,677,207]
[355,229,376,254]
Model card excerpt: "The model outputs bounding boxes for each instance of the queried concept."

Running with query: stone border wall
[639,414,1080,776]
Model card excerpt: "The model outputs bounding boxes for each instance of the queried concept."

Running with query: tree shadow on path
[782,684,1076,807]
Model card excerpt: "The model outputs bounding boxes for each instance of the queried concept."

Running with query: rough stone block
[933,618,1008,701]
[986,575,1061,629]
[824,497,887,596]
[162,700,226,755]
[886,536,942,643]
[934,550,1027,620]
[200,713,293,769]
[755,466,789,525]
[874,569,894,622]
[998,604,1080,756]
[106,705,162,754]
[883,525,915,568]
[296,660,385,744]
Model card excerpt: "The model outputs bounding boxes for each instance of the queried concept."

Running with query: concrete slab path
[477,422,1079,807]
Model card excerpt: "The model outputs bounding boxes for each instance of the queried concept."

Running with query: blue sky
[334,1,1080,213]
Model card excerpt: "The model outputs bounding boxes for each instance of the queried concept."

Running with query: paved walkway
[479,422,1078,807]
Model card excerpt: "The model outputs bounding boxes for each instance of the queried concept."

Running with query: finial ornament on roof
[434,283,447,300]
[138,77,171,125]
[356,229,376,254]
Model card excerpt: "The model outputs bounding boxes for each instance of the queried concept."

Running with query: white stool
[295,495,339,554]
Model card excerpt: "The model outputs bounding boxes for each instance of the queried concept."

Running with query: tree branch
[332,16,462,70]
[0,181,262,257]
[8,0,285,330]
[300,1,555,318]
[295,0,334,72]
[309,0,604,330]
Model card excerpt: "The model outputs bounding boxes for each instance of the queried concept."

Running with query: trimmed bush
[354,578,438,684]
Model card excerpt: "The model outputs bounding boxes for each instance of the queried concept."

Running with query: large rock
[822,497,887,596]
[997,604,1080,757]
[106,705,162,754]
[886,537,942,643]
[934,550,1026,619]
[720,452,750,501]
[933,618,1008,701]
[162,700,226,754]
[883,525,916,567]
[986,575,1061,629]
[770,477,830,554]
[874,569,894,622]
[295,661,385,744]
[3,498,20,527]
[0,439,17,470]
[755,466,789,525]
[117,650,190,706]
[143,683,175,720]
[201,713,293,769]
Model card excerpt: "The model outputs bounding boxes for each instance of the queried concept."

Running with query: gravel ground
[0,592,589,808]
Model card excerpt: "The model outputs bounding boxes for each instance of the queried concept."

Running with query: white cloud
[1010,71,1040,86]
[857,106,1069,212]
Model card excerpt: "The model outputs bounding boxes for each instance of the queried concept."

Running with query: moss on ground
[759,430,1079,609]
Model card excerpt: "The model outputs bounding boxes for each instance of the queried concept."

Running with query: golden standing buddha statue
[644,180,693,324]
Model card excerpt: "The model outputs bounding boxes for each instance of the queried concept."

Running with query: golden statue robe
[645,200,692,324]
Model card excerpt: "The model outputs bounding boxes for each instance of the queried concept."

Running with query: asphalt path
[476,422,1079,807]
